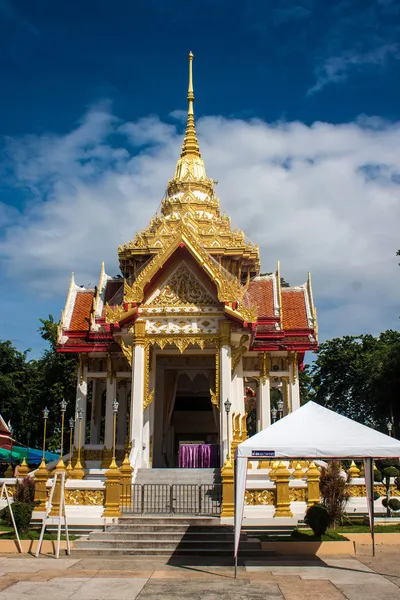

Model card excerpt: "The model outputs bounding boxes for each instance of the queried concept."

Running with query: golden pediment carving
[149,263,216,307]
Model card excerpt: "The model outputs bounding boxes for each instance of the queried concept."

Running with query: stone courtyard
[1,546,400,599]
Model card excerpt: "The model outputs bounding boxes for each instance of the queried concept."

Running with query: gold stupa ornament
[118,52,260,284]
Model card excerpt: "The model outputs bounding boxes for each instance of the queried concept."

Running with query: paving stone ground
[0,546,399,599]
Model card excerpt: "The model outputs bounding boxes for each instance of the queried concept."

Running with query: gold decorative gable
[148,262,217,307]
[123,221,247,305]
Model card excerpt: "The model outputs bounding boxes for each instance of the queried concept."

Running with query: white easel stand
[35,471,70,558]
[0,482,22,553]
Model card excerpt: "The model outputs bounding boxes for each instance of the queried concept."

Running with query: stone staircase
[135,468,221,485]
[72,516,262,556]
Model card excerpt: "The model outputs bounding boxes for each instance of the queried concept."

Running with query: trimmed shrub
[382,498,388,508]
[1,502,33,532]
[373,491,381,501]
[14,477,35,504]
[305,504,330,537]
[382,466,400,479]
[388,498,400,512]
[374,469,383,482]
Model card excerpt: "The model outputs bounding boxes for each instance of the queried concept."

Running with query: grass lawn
[257,529,349,542]
[337,523,400,533]
[0,529,76,540]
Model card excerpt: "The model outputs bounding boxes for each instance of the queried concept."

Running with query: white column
[260,377,271,429]
[104,376,117,450]
[290,361,301,412]
[117,382,127,446]
[74,362,87,449]
[90,379,101,444]
[131,344,145,468]
[219,321,232,463]
[153,367,164,468]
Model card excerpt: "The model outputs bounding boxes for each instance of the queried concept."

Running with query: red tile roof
[244,279,274,317]
[282,290,308,329]
[69,292,93,331]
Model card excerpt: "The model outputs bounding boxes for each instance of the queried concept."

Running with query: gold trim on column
[210,347,220,409]
[143,342,154,411]
[261,352,269,385]
[219,320,231,347]
[134,321,146,346]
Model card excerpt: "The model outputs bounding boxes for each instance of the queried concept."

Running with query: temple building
[57,53,318,473]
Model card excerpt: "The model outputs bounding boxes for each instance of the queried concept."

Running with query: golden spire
[180,51,201,158]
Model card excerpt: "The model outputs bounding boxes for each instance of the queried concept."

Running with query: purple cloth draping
[178,444,220,468]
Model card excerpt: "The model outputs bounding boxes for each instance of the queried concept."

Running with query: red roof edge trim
[64,330,89,338]
[57,344,111,353]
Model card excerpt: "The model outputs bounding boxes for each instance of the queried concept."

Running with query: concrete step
[135,468,221,485]
[116,516,219,526]
[72,547,264,557]
[89,532,239,542]
[76,540,260,550]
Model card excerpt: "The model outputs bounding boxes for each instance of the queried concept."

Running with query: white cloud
[1,107,400,342]
[309,43,400,94]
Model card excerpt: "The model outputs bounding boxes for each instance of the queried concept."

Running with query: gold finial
[180,51,201,158]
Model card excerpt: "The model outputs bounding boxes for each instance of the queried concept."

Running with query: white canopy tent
[234,401,400,572]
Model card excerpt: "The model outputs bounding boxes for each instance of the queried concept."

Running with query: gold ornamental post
[50,399,68,516]
[70,408,85,479]
[103,399,121,518]
[33,407,50,512]
[66,417,74,474]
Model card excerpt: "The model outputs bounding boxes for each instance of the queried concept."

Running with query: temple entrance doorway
[153,354,220,468]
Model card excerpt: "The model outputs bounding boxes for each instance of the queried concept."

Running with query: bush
[388,498,400,512]
[373,491,381,501]
[13,477,35,504]
[305,504,330,537]
[1,502,33,532]
[319,460,350,528]
[382,498,388,508]
[377,458,400,471]
[374,469,383,482]
[382,466,400,479]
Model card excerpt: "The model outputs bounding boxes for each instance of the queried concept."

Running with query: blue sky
[0,0,400,357]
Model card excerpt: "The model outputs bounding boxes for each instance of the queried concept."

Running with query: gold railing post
[273,461,293,517]
[220,457,234,517]
[102,459,121,518]
[306,461,320,507]
[18,458,30,477]
[33,459,49,512]
[119,453,134,510]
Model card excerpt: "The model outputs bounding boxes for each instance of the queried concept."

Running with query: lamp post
[277,398,284,421]
[387,421,393,437]
[5,424,14,478]
[57,399,67,470]
[112,399,119,463]
[224,398,232,460]
[42,407,49,461]
[271,407,277,424]
[71,408,84,479]
[66,417,74,473]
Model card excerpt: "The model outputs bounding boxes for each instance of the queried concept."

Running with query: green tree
[311,331,400,430]
[0,316,78,453]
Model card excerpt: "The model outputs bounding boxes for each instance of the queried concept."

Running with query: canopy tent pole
[364,458,375,557]
[234,456,247,578]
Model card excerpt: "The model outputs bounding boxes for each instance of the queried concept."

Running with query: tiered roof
[57,53,317,358]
